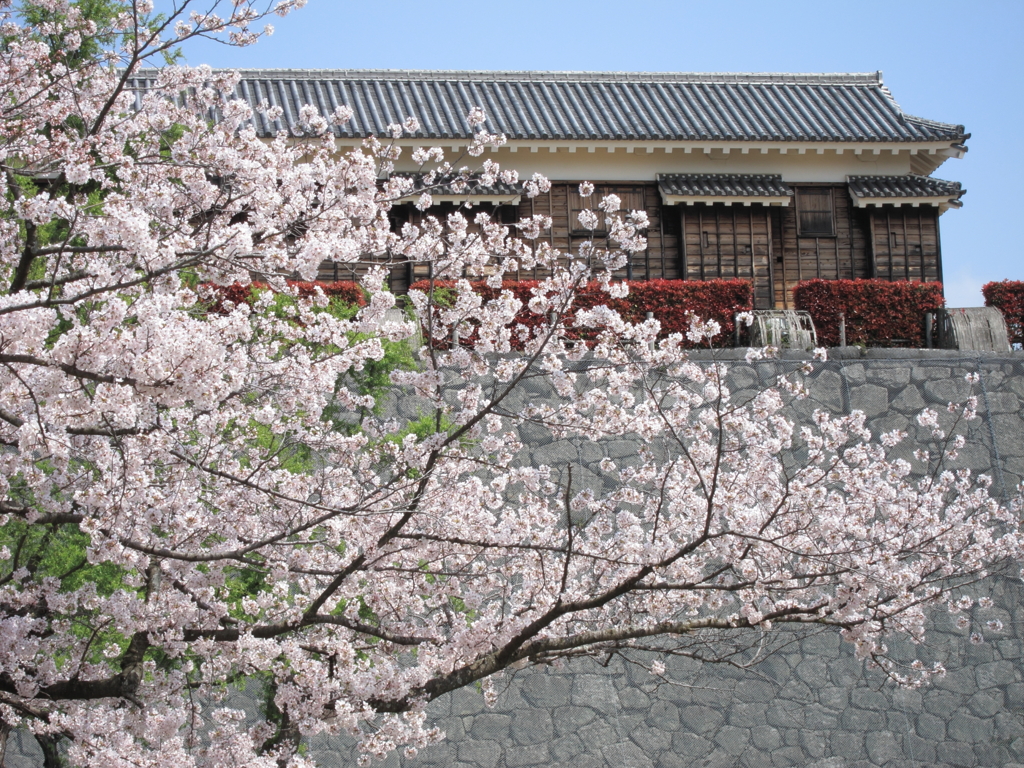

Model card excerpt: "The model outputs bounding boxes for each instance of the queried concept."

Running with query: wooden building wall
[867,207,942,284]
[515,182,681,282]
[316,181,943,310]
[680,206,774,308]
[768,183,870,308]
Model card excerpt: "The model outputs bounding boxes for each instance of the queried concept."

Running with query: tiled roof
[397,173,521,198]
[129,70,967,144]
[658,174,793,198]
[847,175,964,200]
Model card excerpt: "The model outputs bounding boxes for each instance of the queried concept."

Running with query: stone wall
[334,351,1024,768]
[7,352,1024,768]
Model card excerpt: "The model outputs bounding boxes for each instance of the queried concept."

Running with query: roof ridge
[155,68,885,86]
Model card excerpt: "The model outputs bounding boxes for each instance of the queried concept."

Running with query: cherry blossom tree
[0,2,1020,766]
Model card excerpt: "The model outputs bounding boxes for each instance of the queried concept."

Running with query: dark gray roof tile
[397,173,522,199]
[847,175,964,200]
[129,70,967,144]
[658,174,794,198]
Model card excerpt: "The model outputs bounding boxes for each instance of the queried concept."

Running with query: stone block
[799,703,839,730]
[629,726,672,755]
[765,701,804,729]
[552,706,596,737]
[976,660,1016,690]
[511,710,552,746]
[805,760,849,768]
[750,725,782,751]
[947,713,994,744]
[800,630,841,655]
[729,702,768,728]
[997,713,1024,741]
[728,366,760,391]
[769,746,806,766]
[531,439,578,467]
[520,673,570,708]
[470,713,510,741]
[842,363,867,386]
[734,680,777,703]
[605,439,641,458]
[602,741,655,768]
[891,688,923,713]
[795,658,829,687]
[918,711,946,741]
[983,391,1022,414]
[891,385,926,413]
[934,667,978,695]
[758,654,792,684]
[449,688,487,716]
[414,743,453,766]
[807,369,845,411]
[679,705,725,734]
[656,754,696,768]
[646,700,679,731]
[866,731,903,764]
[612,712,644,738]
[998,639,1024,660]
[967,690,1004,718]
[975,743,1012,767]
[887,710,915,733]
[504,743,550,767]
[800,729,827,759]
[486,684,529,713]
[924,377,973,405]
[670,732,713,757]
[817,686,849,710]
[911,365,950,382]
[615,686,650,710]
[547,734,585,762]
[841,708,885,731]
[850,383,889,417]
[576,718,619,750]
[937,740,979,767]
[570,674,620,714]
[830,730,865,760]
[579,440,604,463]
[457,741,501,768]
[866,366,911,388]
[827,656,865,687]
[713,725,750,756]
[903,734,938,764]
[992,414,1024,457]
[851,688,889,710]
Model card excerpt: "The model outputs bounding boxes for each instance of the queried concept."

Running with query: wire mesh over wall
[7,355,1024,768]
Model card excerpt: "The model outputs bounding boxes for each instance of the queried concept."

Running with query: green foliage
[13,0,182,67]
[222,563,270,622]
[248,419,314,474]
[387,411,454,445]
[0,519,125,596]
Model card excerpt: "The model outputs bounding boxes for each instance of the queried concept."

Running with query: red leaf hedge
[982,280,1024,346]
[409,278,753,349]
[792,279,945,348]
[201,280,366,314]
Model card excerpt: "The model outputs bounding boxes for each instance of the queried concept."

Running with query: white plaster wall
[377,146,911,182]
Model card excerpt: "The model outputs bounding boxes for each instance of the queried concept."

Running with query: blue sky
[175,0,1023,307]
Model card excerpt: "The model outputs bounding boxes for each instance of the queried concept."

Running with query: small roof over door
[658,174,793,206]
[391,173,522,205]
[847,175,965,213]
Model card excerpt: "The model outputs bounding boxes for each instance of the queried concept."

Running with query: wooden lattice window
[795,187,835,237]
